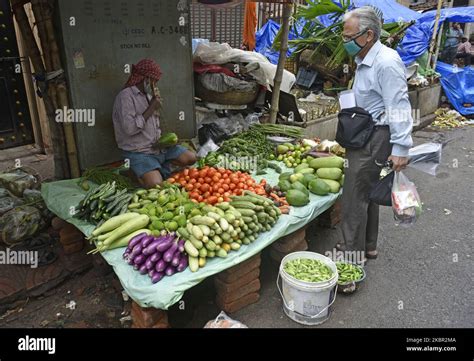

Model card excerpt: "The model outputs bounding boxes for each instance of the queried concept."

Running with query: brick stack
[270,227,308,263]
[131,301,169,328]
[318,200,342,228]
[214,253,261,313]
[58,221,84,255]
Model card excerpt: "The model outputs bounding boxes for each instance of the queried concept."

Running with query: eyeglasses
[342,28,368,43]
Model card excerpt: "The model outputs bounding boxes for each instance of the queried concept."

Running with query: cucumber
[189,256,199,272]
[235,208,256,217]
[184,241,199,257]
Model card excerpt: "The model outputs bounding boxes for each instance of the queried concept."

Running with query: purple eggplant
[124,246,131,254]
[145,255,158,270]
[133,263,140,270]
[151,271,165,284]
[133,254,146,266]
[148,269,155,278]
[130,243,144,258]
[139,264,148,275]
[155,259,167,273]
[123,251,130,260]
[171,251,182,267]
[165,265,177,277]
[155,235,176,253]
[150,252,162,263]
[142,235,156,248]
[142,239,164,256]
[163,242,179,263]
[127,253,137,265]
[177,255,188,272]
[177,239,185,253]
[128,232,148,249]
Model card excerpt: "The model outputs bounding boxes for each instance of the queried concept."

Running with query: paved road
[186,126,474,328]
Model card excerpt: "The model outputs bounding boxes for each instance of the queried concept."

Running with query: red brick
[131,301,169,328]
[63,240,84,255]
[214,267,260,294]
[51,217,69,231]
[272,230,308,253]
[216,279,261,304]
[270,240,308,263]
[277,228,306,245]
[59,224,84,245]
[220,253,261,276]
[216,257,261,284]
[318,200,342,228]
[216,292,260,314]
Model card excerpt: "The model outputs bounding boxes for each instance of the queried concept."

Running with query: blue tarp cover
[255,0,421,64]
[436,61,474,116]
[398,6,474,65]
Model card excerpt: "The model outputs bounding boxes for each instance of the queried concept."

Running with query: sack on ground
[204,311,248,328]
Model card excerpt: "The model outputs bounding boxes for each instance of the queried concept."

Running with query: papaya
[309,156,344,169]
[297,168,315,175]
[286,189,310,207]
[302,174,317,187]
[339,174,345,186]
[294,163,311,173]
[278,180,292,192]
[157,132,178,147]
[291,181,309,196]
[279,172,292,182]
[320,179,341,193]
[308,179,331,196]
[316,167,343,180]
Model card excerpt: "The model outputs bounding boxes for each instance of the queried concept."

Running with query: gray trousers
[340,127,392,252]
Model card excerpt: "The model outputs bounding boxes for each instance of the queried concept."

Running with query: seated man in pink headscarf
[112,59,196,188]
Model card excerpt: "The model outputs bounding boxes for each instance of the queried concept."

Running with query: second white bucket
[277,251,338,326]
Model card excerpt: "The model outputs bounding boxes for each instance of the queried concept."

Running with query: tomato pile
[169,167,266,204]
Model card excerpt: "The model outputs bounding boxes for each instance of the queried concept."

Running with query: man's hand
[143,96,162,120]
[149,96,162,111]
[388,155,408,172]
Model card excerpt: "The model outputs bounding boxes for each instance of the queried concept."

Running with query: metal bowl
[336,263,366,294]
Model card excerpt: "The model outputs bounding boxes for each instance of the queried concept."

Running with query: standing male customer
[337,7,413,262]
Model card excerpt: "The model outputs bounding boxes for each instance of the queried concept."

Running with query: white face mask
[143,79,153,96]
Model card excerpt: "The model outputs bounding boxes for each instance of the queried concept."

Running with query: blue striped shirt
[353,41,413,157]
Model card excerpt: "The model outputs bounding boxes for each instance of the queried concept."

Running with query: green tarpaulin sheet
[41,169,340,310]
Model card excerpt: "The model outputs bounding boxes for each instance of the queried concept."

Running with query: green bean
[284,258,333,282]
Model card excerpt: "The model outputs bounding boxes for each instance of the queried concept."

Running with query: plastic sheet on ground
[41,169,340,310]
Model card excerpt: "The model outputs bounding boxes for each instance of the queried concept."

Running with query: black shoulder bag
[335,106,375,149]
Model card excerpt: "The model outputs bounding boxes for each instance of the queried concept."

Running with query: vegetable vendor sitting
[113,59,196,188]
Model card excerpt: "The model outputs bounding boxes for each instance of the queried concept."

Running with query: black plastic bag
[198,123,229,146]
[369,171,394,206]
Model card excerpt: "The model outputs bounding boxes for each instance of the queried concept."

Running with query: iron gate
[190,0,244,48]
[0,0,34,150]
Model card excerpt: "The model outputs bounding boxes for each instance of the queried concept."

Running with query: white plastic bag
[407,142,442,176]
[204,311,248,328]
[391,171,422,226]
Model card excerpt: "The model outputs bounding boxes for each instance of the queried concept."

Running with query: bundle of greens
[78,166,133,191]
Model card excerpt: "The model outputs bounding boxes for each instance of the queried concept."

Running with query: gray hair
[343,6,382,40]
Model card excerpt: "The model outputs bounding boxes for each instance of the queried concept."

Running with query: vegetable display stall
[41,166,340,310]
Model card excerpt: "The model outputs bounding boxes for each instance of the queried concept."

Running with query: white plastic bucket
[277,251,338,325]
